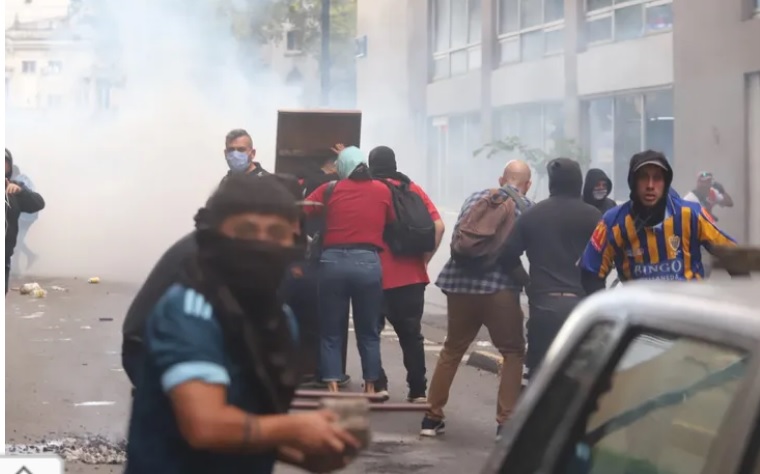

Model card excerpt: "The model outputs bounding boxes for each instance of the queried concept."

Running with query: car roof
[624,278,759,308]
[565,278,760,341]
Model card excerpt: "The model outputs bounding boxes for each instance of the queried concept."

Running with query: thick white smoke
[6,0,305,282]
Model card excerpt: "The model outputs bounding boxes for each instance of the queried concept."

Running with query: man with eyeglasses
[222,129,269,182]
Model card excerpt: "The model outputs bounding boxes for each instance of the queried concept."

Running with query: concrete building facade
[356,0,760,245]
[5,0,122,113]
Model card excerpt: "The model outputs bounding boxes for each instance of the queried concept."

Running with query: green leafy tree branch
[474,136,591,198]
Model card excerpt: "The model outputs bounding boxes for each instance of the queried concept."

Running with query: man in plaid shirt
[421,160,532,439]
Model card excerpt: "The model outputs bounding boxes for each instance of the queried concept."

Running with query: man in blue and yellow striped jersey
[580,150,735,294]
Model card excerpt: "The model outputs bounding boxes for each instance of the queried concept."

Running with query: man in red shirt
[368,146,446,402]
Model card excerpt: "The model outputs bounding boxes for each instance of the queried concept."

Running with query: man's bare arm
[169,381,358,454]
[169,382,296,451]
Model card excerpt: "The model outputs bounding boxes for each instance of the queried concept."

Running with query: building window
[494,102,564,152]
[585,0,672,47]
[493,102,565,199]
[583,89,673,199]
[21,61,36,74]
[47,60,63,74]
[427,113,483,207]
[286,30,304,53]
[497,0,565,65]
[427,112,484,209]
[431,0,482,81]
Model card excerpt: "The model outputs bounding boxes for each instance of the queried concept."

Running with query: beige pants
[426,289,525,425]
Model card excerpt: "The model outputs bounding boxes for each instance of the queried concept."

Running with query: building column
[747,73,760,245]
[563,0,582,142]
[480,0,497,143]
[406,0,431,180]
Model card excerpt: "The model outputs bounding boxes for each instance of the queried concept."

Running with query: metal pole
[320,0,331,106]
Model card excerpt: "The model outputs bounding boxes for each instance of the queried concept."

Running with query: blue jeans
[318,249,383,382]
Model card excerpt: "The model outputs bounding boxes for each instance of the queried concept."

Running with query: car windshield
[572,334,749,474]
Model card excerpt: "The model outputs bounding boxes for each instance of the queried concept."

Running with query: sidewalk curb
[466,350,503,374]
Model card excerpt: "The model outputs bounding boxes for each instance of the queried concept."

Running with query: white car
[482,247,759,474]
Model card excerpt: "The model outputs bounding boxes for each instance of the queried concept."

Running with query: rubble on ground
[6,436,127,464]
[19,282,47,298]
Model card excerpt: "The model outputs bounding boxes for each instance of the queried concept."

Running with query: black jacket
[122,233,197,350]
[583,168,617,214]
[5,153,45,263]
[502,158,602,297]
[220,162,269,186]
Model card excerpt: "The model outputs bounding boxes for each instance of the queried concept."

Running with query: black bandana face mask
[196,230,305,296]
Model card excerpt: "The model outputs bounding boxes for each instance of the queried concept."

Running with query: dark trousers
[284,263,321,377]
[5,260,10,294]
[284,262,350,379]
[378,283,427,395]
[122,341,144,389]
[525,294,581,380]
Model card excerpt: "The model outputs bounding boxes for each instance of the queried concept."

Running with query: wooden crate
[275,109,362,178]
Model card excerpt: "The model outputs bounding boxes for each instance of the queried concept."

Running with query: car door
[483,316,759,474]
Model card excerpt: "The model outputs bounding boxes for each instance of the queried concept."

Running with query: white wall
[491,55,565,106]
[577,33,674,96]
[5,0,70,26]
[356,0,426,178]
[426,71,482,116]
[6,45,94,109]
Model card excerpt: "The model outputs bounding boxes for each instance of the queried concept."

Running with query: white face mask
[592,189,608,200]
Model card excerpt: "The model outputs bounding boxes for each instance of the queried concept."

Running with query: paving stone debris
[6,436,127,464]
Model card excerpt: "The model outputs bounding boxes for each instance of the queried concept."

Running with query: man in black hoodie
[583,168,617,214]
[5,148,45,294]
[501,158,601,381]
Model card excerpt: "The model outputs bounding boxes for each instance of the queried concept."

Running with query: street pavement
[6,276,507,473]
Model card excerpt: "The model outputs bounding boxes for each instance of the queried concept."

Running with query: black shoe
[406,391,427,403]
[374,378,390,401]
[420,416,445,437]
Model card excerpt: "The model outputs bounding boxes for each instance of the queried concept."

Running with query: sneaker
[407,392,427,403]
[373,378,390,401]
[420,416,445,437]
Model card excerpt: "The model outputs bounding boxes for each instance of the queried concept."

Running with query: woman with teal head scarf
[309,144,387,395]
[336,146,371,180]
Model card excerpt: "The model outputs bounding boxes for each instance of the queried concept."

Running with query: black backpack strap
[323,180,338,205]
[501,185,528,212]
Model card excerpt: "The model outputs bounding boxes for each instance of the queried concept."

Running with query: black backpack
[380,180,436,256]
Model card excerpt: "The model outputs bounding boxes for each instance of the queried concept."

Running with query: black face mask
[196,230,305,296]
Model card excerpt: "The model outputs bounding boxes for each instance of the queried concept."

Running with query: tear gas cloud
[6,0,311,282]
